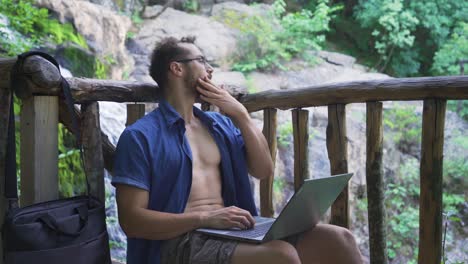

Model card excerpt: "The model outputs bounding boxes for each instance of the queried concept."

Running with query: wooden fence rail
[0,56,467,264]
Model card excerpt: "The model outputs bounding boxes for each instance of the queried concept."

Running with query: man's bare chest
[184,122,221,167]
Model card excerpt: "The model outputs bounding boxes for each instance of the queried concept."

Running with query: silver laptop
[196,173,353,244]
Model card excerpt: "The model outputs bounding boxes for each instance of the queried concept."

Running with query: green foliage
[245,75,258,94]
[60,46,113,79]
[94,56,116,80]
[215,0,338,73]
[61,46,96,77]
[277,1,338,54]
[273,177,286,195]
[13,97,21,194]
[385,159,420,261]
[443,135,468,197]
[131,11,143,25]
[215,9,284,72]
[443,193,464,215]
[39,20,88,48]
[355,0,419,75]
[383,104,421,152]
[277,121,293,147]
[109,240,126,250]
[330,0,468,76]
[383,151,466,262]
[432,22,468,76]
[371,104,467,262]
[126,31,136,40]
[0,0,88,56]
[57,124,86,197]
[447,100,468,121]
[0,0,48,40]
[183,0,199,13]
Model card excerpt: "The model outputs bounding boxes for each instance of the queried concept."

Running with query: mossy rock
[55,42,96,78]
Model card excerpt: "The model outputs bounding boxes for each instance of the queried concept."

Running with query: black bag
[2,51,111,264]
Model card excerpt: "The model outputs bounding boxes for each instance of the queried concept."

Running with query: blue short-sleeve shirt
[111,99,257,264]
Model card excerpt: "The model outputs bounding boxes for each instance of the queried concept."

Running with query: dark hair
[149,36,197,90]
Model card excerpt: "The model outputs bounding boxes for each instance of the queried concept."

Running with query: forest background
[0,0,467,263]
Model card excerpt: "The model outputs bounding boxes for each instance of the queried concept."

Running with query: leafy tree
[355,0,419,74]
[328,0,467,77]
[432,22,468,76]
[214,0,339,72]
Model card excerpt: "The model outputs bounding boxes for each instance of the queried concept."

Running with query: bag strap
[5,51,90,208]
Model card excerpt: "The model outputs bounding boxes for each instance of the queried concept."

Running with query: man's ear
[168,61,183,77]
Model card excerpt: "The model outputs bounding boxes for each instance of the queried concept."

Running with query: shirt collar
[159,98,217,128]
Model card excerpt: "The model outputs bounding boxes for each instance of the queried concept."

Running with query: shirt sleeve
[221,114,245,148]
[111,129,151,191]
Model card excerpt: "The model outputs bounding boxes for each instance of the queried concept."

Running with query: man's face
[178,44,213,97]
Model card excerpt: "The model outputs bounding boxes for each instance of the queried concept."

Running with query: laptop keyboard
[224,221,273,238]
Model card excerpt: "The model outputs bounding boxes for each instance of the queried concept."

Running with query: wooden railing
[0,56,467,264]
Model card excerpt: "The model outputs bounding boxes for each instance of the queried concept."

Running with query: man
[112,36,363,264]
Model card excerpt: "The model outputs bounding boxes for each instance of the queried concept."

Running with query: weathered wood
[326,104,349,228]
[19,56,61,99]
[58,101,116,173]
[1,57,467,106]
[0,58,16,90]
[20,96,59,206]
[0,88,12,262]
[81,102,105,202]
[69,78,160,103]
[366,102,388,264]
[240,76,468,112]
[418,99,446,264]
[126,104,146,126]
[292,109,309,192]
[260,108,277,217]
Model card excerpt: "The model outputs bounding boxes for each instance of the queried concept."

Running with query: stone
[36,0,134,79]
[211,70,247,94]
[85,0,143,14]
[211,1,271,18]
[315,50,356,68]
[137,6,238,70]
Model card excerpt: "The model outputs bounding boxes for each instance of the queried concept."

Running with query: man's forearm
[121,208,202,240]
[231,111,274,180]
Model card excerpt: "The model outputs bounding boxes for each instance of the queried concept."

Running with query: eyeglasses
[175,56,210,66]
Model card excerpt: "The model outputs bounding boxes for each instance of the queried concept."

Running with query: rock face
[36,0,134,79]
[247,53,390,92]
[85,0,143,14]
[211,1,271,17]
[137,6,238,70]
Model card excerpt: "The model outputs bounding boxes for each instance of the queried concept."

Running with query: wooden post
[126,104,146,126]
[81,102,105,202]
[58,100,116,173]
[260,108,277,217]
[20,96,59,206]
[0,87,12,263]
[292,109,309,192]
[366,102,388,264]
[418,99,446,264]
[326,104,349,228]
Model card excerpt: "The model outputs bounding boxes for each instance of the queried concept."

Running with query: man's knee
[309,224,358,246]
[265,240,301,264]
[335,226,358,245]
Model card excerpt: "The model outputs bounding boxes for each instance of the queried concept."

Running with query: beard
[183,69,202,99]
